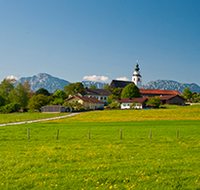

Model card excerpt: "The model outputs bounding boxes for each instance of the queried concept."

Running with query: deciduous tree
[146,97,161,107]
[27,94,53,111]
[64,82,85,97]
[121,83,140,99]
[35,88,50,96]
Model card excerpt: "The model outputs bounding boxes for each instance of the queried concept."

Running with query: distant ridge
[143,80,200,93]
[15,73,70,93]
[14,73,200,93]
[81,81,107,89]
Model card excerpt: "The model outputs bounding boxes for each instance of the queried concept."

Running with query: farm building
[84,88,112,103]
[41,105,72,113]
[118,98,147,109]
[65,96,104,110]
[160,95,185,105]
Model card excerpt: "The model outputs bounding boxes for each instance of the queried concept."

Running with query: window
[138,78,140,81]
[101,97,103,100]
[104,97,107,100]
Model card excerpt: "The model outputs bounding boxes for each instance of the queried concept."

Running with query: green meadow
[0,112,70,124]
[0,105,200,189]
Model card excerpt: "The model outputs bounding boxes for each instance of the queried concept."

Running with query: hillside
[143,80,200,93]
[15,73,70,93]
[14,73,200,93]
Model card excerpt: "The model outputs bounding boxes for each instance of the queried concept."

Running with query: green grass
[0,118,200,189]
[0,112,70,124]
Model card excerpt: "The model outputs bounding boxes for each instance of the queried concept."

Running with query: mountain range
[14,73,200,93]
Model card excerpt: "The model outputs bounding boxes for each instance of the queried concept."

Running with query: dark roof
[110,80,134,89]
[118,98,147,103]
[41,105,68,108]
[160,95,185,100]
[85,88,112,96]
[65,96,104,104]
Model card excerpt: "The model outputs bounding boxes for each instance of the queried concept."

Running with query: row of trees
[0,80,88,113]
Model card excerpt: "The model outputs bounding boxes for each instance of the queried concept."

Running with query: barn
[41,105,72,113]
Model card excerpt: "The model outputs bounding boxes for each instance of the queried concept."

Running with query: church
[109,62,185,106]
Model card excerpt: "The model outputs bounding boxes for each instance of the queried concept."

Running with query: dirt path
[0,112,82,126]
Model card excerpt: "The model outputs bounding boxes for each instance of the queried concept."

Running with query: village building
[65,96,104,110]
[160,95,185,106]
[109,62,183,106]
[118,97,147,109]
[132,61,142,88]
[41,105,72,113]
[84,88,112,103]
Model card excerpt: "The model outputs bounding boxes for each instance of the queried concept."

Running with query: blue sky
[1,0,200,85]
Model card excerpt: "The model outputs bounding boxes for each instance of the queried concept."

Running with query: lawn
[0,112,70,124]
[0,105,200,189]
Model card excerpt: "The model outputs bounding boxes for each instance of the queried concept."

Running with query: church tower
[132,61,142,88]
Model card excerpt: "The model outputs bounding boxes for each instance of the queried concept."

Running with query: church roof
[110,80,134,89]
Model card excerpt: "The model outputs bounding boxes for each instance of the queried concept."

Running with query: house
[65,96,104,110]
[41,105,72,113]
[84,88,112,103]
[118,98,147,109]
[160,95,185,105]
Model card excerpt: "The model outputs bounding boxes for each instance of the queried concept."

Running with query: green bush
[0,102,20,113]
[109,101,121,109]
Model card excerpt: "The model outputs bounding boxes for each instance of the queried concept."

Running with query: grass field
[0,112,70,124]
[0,105,200,189]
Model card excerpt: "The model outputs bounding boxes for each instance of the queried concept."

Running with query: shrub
[109,101,121,109]
[0,103,20,113]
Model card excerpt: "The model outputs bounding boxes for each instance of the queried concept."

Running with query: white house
[118,98,147,109]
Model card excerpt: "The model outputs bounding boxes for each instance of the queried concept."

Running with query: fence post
[27,128,30,139]
[120,129,122,139]
[57,130,59,140]
[177,131,179,139]
[88,130,90,139]
[150,130,152,139]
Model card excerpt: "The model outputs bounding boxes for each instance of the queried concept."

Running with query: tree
[109,101,120,109]
[89,85,96,89]
[64,82,85,97]
[53,89,67,100]
[146,97,161,107]
[23,81,31,92]
[27,94,53,111]
[35,88,50,96]
[0,78,15,104]
[0,102,20,113]
[103,83,111,90]
[0,95,6,107]
[49,98,64,105]
[107,87,122,102]
[183,88,192,101]
[9,83,29,111]
[121,83,141,99]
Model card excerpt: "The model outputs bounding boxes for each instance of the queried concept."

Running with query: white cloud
[116,77,129,81]
[83,75,109,82]
[7,75,18,80]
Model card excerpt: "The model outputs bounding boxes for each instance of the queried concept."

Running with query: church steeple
[132,61,142,88]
